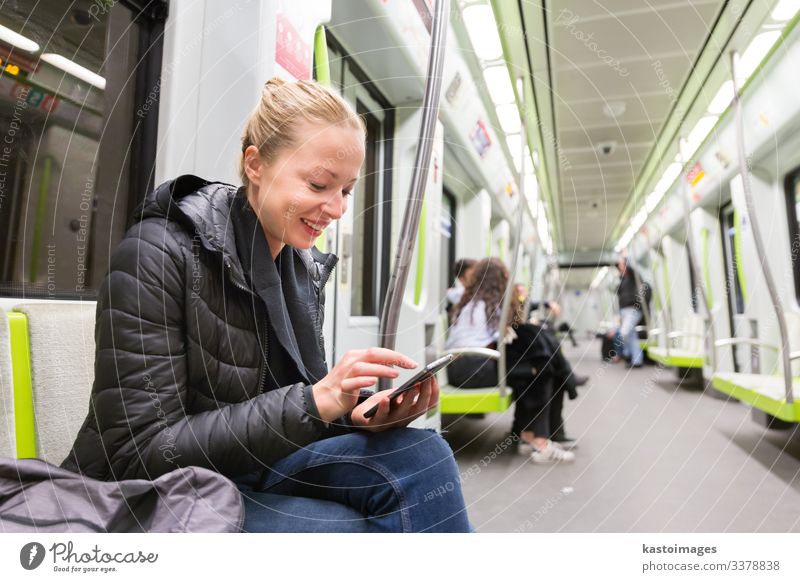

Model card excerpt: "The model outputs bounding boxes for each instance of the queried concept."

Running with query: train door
[689,208,734,373]
[328,45,393,361]
[660,234,693,333]
[649,248,669,349]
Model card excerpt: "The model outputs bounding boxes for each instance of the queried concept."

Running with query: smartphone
[362,354,454,419]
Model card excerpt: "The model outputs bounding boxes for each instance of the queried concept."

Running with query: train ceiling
[493,0,774,260]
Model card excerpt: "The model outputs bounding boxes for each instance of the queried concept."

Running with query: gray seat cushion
[12,303,95,465]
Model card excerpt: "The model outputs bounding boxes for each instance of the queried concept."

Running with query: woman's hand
[350,376,439,432]
[312,348,417,423]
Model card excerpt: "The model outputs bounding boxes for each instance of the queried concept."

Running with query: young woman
[445,258,575,464]
[61,79,472,532]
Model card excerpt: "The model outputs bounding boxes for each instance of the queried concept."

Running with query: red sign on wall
[276,13,311,80]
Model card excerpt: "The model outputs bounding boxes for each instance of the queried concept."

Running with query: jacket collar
[138,175,338,383]
[232,195,328,383]
[138,175,337,290]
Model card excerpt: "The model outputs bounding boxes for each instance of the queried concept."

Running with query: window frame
[784,166,800,306]
[327,33,394,318]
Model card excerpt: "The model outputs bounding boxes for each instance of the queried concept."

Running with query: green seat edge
[7,311,36,458]
[647,347,705,369]
[439,387,513,414]
[712,374,800,422]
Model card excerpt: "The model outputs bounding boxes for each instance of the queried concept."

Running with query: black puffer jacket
[617,268,653,312]
[62,175,347,481]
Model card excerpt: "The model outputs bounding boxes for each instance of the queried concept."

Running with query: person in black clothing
[518,289,587,450]
[445,261,575,462]
[62,78,472,533]
[611,257,647,367]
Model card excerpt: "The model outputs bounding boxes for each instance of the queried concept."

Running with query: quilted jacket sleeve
[94,218,330,480]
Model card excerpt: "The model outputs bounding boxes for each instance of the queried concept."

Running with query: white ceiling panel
[523,0,728,253]
[550,3,720,69]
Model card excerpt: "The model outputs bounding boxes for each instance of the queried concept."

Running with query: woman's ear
[243,145,263,185]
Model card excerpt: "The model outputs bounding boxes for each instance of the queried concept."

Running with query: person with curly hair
[444,257,575,464]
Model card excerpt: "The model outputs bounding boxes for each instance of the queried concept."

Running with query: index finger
[362,347,417,369]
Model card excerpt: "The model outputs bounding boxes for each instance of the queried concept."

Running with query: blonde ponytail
[239,78,366,186]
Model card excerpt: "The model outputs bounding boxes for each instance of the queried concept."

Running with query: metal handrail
[440,347,501,360]
[730,51,793,404]
[667,331,704,340]
[678,138,716,369]
[378,0,449,390]
[714,337,778,351]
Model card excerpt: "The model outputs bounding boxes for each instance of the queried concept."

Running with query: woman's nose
[322,192,346,220]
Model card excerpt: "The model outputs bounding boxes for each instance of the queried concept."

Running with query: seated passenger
[522,292,587,450]
[445,258,476,320]
[445,258,576,463]
[61,78,472,533]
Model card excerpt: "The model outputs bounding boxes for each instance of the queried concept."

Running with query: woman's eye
[310,182,326,191]
[343,190,353,197]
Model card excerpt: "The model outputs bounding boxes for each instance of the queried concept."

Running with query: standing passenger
[61,78,472,533]
[614,257,645,368]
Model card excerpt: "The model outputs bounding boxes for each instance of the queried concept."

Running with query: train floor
[442,338,800,532]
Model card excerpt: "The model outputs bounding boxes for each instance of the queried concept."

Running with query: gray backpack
[0,457,243,532]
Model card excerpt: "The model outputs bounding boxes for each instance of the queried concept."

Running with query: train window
[721,205,745,315]
[351,102,381,316]
[328,36,393,318]
[784,168,800,304]
[687,244,699,313]
[0,2,164,299]
[441,188,456,298]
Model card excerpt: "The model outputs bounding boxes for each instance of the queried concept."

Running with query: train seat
[712,373,800,422]
[439,385,512,414]
[5,302,372,531]
[710,311,800,422]
[8,303,96,464]
[436,346,513,414]
[647,313,705,369]
[1,311,16,458]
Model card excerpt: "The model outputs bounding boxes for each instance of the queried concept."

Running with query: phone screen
[362,354,454,419]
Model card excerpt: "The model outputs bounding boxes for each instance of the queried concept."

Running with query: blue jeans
[234,428,472,532]
[618,307,643,365]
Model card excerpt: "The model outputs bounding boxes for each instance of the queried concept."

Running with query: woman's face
[244,120,365,258]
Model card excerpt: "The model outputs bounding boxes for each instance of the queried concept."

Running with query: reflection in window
[0,1,158,298]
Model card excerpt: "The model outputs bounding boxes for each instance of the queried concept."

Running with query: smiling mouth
[301,218,326,236]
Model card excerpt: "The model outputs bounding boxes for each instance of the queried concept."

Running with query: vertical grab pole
[378,0,449,388]
[678,138,717,370]
[730,51,793,404]
[496,77,528,398]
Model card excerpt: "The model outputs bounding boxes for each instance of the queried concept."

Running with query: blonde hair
[239,78,366,186]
